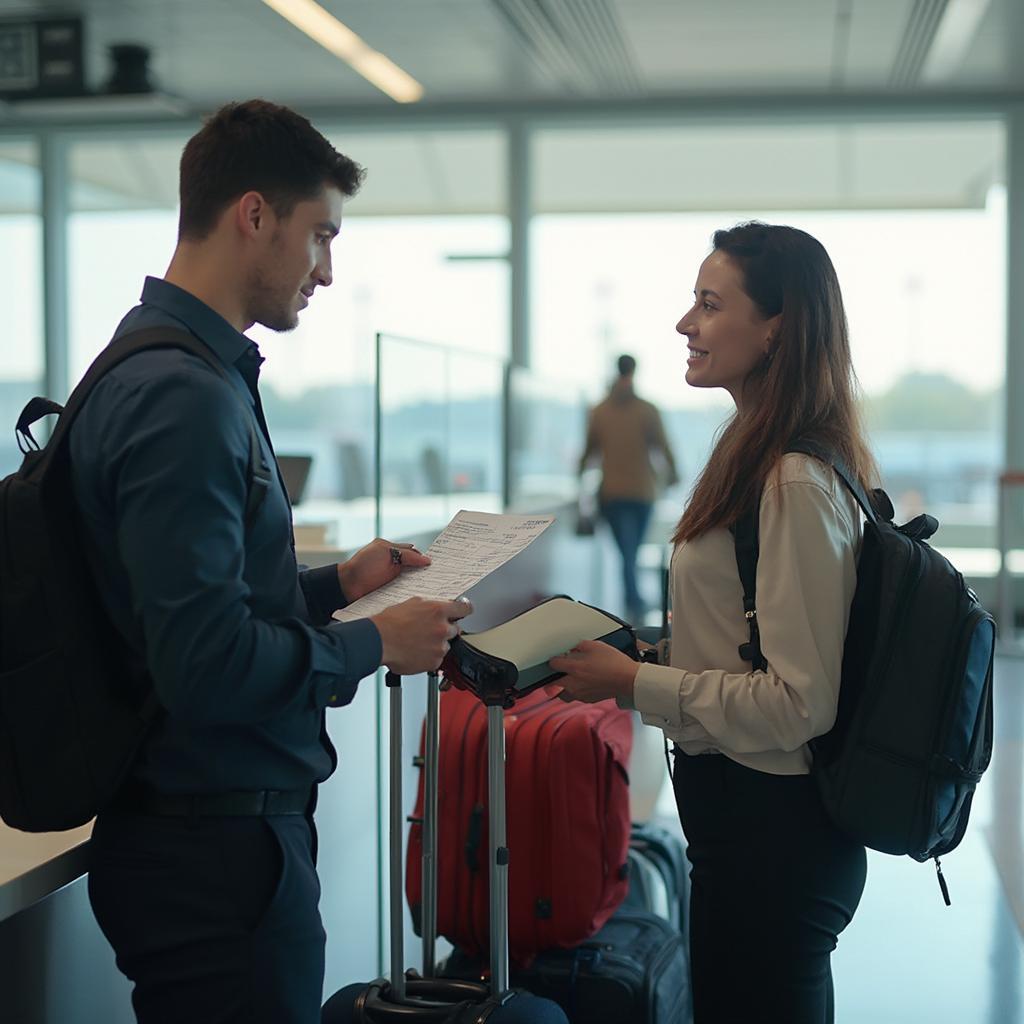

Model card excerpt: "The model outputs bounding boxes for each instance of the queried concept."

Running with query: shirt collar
[139,276,259,369]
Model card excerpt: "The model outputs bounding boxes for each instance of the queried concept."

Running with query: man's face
[248,185,343,332]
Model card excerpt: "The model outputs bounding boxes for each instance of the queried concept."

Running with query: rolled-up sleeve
[632,480,857,754]
[97,369,381,726]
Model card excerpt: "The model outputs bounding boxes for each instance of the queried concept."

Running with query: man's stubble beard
[246,237,299,333]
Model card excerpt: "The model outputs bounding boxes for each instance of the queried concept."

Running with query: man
[579,354,679,623]
[69,100,470,1024]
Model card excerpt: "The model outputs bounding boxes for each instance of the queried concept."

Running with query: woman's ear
[764,314,782,353]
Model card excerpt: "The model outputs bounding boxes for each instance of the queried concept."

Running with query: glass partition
[376,332,504,541]
[0,139,42,477]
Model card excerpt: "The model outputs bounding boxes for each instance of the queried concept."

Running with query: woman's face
[676,249,780,408]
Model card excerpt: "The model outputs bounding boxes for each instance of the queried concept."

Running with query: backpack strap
[16,398,64,453]
[731,509,767,672]
[24,326,272,529]
[732,440,890,672]
[787,437,890,526]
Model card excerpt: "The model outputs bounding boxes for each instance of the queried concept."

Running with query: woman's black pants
[672,750,867,1024]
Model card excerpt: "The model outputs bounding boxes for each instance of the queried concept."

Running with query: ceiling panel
[620,0,840,92]
[949,0,1024,90]
[841,0,919,88]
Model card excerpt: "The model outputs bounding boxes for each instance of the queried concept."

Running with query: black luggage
[624,823,689,936]
[443,907,691,1024]
[320,671,568,1024]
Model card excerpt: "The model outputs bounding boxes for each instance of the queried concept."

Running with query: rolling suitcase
[321,671,568,1023]
[406,686,633,966]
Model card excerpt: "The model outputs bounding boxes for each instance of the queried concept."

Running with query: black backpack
[0,326,271,832]
[732,439,996,902]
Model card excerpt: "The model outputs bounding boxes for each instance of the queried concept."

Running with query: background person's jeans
[600,498,653,621]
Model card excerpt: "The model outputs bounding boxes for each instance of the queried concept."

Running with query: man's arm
[94,368,381,723]
[649,407,680,487]
[299,539,432,627]
[578,409,600,474]
[298,564,346,626]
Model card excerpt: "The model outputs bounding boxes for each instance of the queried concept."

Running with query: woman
[549,222,876,1024]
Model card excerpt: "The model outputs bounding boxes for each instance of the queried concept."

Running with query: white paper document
[332,510,555,622]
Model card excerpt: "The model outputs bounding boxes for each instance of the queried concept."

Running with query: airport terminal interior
[0,0,1023,1021]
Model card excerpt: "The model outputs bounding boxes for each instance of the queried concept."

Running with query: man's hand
[337,538,431,604]
[371,597,473,675]
[546,640,639,707]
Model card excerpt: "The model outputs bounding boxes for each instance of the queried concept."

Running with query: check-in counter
[0,820,135,1024]
[0,821,92,925]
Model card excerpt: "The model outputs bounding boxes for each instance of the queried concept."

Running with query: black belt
[108,786,312,818]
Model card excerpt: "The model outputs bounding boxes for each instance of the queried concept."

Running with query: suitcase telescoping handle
[426,671,510,998]
[385,670,407,1003]
[386,670,443,995]
[421,670,441,978]
[392,669,510,1002]
[485,699,510,998]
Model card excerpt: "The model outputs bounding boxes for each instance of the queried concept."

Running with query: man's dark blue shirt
[69,277,382,795]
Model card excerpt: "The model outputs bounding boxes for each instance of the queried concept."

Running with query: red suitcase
[407,686,633,966]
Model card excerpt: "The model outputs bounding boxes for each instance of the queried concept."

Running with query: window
[531,121,1006,558]
[0,140,42,476]
[67,134,186,385]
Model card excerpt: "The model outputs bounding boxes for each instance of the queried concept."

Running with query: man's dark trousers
[88,810,326,1024]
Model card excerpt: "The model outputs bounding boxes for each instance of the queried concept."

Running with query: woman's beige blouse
[632,453,863,776]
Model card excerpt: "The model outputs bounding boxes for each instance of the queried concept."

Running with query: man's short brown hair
[178,99,364,241]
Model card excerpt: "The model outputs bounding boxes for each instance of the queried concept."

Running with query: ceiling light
[261,0,423,103]
[920,0,992,82]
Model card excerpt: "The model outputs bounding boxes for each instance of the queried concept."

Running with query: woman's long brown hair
[673,222,878,545]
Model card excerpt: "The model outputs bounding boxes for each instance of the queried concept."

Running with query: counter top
[0,821,92,923]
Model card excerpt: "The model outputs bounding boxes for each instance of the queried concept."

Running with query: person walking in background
[551,223,874,1023]
[579,353,679,623]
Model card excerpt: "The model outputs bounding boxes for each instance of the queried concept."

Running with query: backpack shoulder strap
[731,508,767,672]
[787,438,885,525]
[45,325,271,528]
[731,440,886,672]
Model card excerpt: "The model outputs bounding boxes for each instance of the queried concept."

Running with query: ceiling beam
[0,87,1018,138]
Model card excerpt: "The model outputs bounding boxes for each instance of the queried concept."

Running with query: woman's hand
[547,640,639,707]
[337,539,430,603]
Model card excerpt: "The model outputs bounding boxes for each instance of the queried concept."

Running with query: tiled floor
[648,654,1024,1023]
